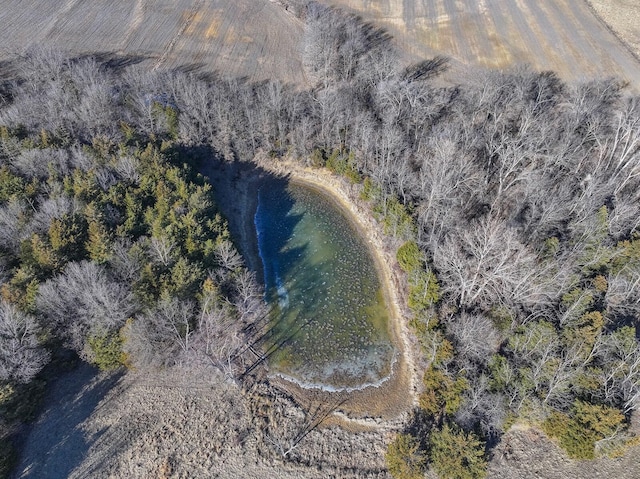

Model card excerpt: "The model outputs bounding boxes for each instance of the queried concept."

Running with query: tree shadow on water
[201,159,317,368]
[253,178,371,378]
[204,159,365,377]
[248,177,316,362]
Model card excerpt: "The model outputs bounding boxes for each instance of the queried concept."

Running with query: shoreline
[204,157,419,421]
[268,161,418,420]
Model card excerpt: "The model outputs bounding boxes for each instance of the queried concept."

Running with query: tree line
[0,50,270,475]
[0,2,639,477]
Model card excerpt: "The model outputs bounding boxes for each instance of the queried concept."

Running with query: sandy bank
[205,156,420,422]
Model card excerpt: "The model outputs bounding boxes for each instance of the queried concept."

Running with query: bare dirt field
[327,0,640,87]
[588,0,640,60]
[0,0,306,83]
[1,0,639,87]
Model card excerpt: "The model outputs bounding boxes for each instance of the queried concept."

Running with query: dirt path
[152,0,204,70]
[119,0,147,53]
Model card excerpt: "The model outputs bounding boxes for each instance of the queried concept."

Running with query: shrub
[408,270,440,311]
[420,366,467,417]
[385,433,426,479]
[88,331,125,371]
[542,400,624,459]
[360,177,382,202]
[396,241,421,273]
[429,424,487,479]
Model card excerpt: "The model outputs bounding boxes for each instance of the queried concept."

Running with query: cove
[254,179,394,389]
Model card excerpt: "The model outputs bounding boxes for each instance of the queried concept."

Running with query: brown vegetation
[12,364,640,478]
[55,366,391,478]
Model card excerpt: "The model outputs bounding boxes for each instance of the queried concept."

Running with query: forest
[1,3,640,478]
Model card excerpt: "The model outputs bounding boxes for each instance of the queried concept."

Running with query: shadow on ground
[12,362,121,479]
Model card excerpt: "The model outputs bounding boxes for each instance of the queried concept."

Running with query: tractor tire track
[153,0,204,70]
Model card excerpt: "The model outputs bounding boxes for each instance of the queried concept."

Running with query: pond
[254,179,394,390]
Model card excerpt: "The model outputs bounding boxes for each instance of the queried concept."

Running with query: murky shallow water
[254,180,394,389]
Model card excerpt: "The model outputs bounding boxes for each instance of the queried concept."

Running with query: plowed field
[0,0,306,83]
[327,0,640,86]
[0,1,638,86]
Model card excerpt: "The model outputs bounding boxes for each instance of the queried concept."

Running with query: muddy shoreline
[202,157,418,421]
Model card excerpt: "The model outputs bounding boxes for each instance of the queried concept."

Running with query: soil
[325,0,640,89]
[1,0,638,87]
[587,0,640,61]
[0,0,306,84]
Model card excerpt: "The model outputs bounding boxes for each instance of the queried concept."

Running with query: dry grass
[68,366,392,478]
[488,423,640,479]
[16,363,640,478]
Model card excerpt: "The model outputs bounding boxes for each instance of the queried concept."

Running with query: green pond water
[254,180,394,390]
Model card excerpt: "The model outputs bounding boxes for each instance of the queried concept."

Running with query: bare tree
[598,327,640,413]
[455,374,506,436]
[0,299,49,383]
[414,131,483,246]
[233,268,267,325]
[123,297,194,368]
[191,296,242,378]
[0,199,27,254]
[29,194,80,235]
[606,265,640,319]
[108,237,146,284]
[214,239,244,272]
[433,216,548,312]
[10,148,70,180]
[445,313,500,366]
[149,235,176,267]
[37,261,135,354]
[303,3,396,88]
[69,58,119,140]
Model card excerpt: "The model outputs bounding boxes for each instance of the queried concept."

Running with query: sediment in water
[252,180,394,389]
[203,158,416,420]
